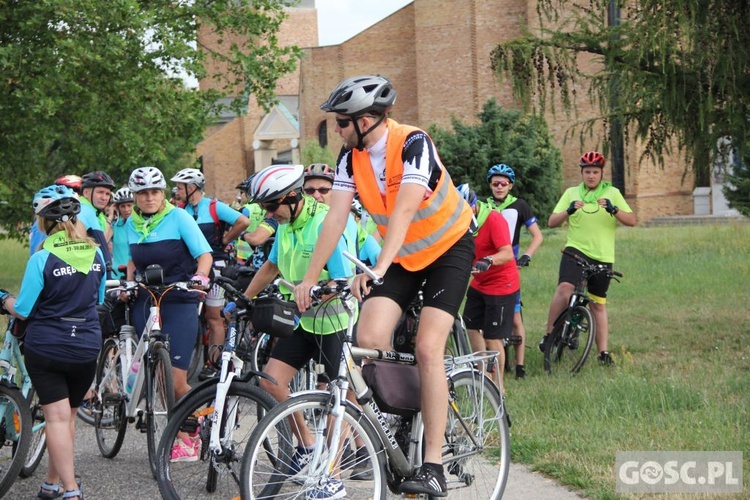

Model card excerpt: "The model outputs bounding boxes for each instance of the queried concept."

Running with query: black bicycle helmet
[81,171,116,190]
[320,75,397,116]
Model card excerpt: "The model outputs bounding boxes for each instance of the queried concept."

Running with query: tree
[429,99,563,223]
[490,0,750,194]
[301,141,337,168]
[725,146,750,217]
[0,0,301,240]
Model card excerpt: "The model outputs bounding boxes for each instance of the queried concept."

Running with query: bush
[429,99,563,224]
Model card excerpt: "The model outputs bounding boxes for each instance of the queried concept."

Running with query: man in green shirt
[541,151,637,365]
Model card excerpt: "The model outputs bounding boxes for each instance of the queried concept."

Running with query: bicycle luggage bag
[251,297,297,338]
[361,360,421,416]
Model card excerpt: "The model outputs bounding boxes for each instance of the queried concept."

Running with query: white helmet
[250,165,305,203]
[112,187,134,204]
[171,168,205,189]
[320,75,397,116]
[128,166,167,192]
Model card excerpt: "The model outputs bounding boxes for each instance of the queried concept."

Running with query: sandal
[62,489,83,500]
[37,482,62,499]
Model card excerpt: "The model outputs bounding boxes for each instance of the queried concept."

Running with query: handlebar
[561,249,623,279]
[342,250,383,285]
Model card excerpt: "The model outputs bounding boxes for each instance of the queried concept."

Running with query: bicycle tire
[448,317,473,358]
[95,338,128,458]
[0,384,32,498]
[544,305,595,374]
[241,393,387,500]
[187,321,205,381]
[428,369,510,499]
[251,332,272,373]
[156,380,278,500]
[19,387,46,477]
[147,345,175,479]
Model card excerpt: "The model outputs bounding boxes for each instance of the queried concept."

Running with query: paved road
[7,424,582,500]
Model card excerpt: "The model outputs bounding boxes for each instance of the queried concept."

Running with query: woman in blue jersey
[124,167,212,461]
[1,184,106,500]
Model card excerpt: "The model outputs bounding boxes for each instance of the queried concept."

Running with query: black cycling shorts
[366,232,474,317]
[558,246,613,299]
[462,287,518,340]
[25,349,97,407]
[270,328,346,380]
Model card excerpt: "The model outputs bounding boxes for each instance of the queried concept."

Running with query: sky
[316,0,412,46]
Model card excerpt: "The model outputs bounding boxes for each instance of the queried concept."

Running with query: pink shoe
[170,438,199,462]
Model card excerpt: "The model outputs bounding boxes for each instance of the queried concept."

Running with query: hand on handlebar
[351,273,374,301]
[293,280,316,313]
[190,274,211,290]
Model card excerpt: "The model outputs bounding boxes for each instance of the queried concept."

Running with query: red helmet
[54,175,83,192]
[579,151,605,168]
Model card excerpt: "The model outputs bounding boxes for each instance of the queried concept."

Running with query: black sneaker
[515,365,526,379]
[399,465,447,497]
[197,365,217,381]
[538,335,549,353]
[598,351,614,366]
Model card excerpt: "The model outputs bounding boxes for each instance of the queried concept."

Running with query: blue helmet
[33,184,81,221]
[456,183,477,208]
[486,164,515,184]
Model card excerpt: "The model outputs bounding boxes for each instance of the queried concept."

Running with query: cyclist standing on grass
[458,184,518,393]
[123,167,213,461]
[540,152,636,365]
[294,75,474,498]
[483,163,543,379]
[1,184,106,500]
[242,164,358,499]
[171,168,250,380]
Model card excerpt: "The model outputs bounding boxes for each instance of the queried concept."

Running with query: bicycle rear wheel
[19,388,46,477]
[0,384,32,498]
[156,381,278,500]
[241,393,386,500]
[544,305,595,374]
[147,345,175,479]
[447,317,472,358]
[95,339,128,458]
[430,369,510,500]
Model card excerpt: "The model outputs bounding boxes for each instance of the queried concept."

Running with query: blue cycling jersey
[14,246,106,363]
[182,197,241,261]
[125,207,212,302]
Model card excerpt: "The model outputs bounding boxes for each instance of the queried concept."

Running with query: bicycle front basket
[251,297,297,338]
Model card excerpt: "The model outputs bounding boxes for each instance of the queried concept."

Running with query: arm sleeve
[325,234,355,279]
[267,236,280,265]
[401,131,440,190]
[553,188,575,213]
[13,252,47,318]
[216,201,241,225]
[490,213,513,250]
[96,249,106,304]
[333,147,357,193]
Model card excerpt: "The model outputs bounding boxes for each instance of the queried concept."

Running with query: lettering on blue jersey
[52,262,102,277]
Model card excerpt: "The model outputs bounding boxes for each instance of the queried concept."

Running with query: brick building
[198,0,696,222]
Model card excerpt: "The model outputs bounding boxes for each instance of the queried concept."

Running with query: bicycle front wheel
[545,305,595,374]
[94,338,128,458]
[241,393,387,500]
[147,345,175,478]
[156,381,278,500]
[0,384,32,498]
[19,388,46,477]
[431,369,510,500]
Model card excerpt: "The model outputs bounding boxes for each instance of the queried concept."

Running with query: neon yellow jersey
[236,203,267,260]
[553,184,632,263]
[274,197,357,334]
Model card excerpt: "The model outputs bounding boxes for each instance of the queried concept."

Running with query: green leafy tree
[725,147,750,217]
[0,0,301,240]
[490,0,750,194]
[300,141,337,168]
[430,99,563,224]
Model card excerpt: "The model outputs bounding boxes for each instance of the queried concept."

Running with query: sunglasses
[491,180,511,188]
[260,196,286,212]
[304,187,331,195]
[335,117,355,128]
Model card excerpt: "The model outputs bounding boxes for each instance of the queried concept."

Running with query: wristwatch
[484,256,494,265]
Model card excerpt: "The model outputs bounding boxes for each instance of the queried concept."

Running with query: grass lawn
[1,224,748,498]
[506,223,749,498]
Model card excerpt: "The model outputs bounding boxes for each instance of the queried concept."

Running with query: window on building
[318,120,327,148]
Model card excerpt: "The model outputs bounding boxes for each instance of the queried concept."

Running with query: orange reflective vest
[352,119,472,271]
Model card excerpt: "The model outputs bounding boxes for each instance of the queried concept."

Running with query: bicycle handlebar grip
[613,270,624,278]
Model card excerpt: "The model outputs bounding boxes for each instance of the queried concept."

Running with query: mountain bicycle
[83,266,203,478]
[241,253,511,500]
[0,317,35,498]
[544,249,622,374]
[155,275,284,500]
